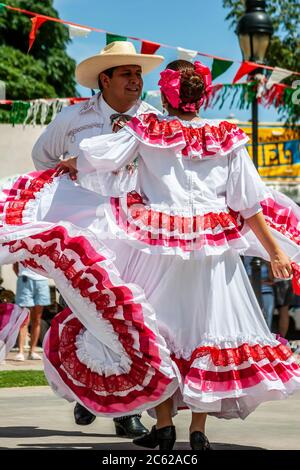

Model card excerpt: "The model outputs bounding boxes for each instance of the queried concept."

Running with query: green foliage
[0,370,48,387]
[0,103,11,122]
[0,0,77,99]
[0,45,56,99]
[222,0,300,123]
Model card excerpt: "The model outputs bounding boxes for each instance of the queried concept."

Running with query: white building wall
[0,124,55,293]
[0,124,45,178]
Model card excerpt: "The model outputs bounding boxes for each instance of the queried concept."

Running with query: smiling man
[98,64,143,112]
[32,41,163,169]
[32,41,164,438]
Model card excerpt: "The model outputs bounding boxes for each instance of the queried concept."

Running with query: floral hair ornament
[193,61,213,105]
[159,60,213,110]
[158,68,181,109]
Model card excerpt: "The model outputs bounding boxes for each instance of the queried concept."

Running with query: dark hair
[97,66,117,91]
[165,60,205,112]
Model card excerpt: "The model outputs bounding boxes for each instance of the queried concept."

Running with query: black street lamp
[237,0,273,167]
[237,0,273,65]
[236,0,273,306]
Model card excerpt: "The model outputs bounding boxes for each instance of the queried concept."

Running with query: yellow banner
[239,123,300,182]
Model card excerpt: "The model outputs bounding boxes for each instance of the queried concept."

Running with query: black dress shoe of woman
[133,425,176,450]
[190,431,211,451]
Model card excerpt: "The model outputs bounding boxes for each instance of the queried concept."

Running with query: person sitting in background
[13,263,50,361]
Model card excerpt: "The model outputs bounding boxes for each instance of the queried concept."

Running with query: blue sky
[53,0,281,122]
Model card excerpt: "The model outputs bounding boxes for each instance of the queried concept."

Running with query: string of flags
[0,98,86,125]
[143,79,298,113]
[0,1,299,89]
[0,79,297,126]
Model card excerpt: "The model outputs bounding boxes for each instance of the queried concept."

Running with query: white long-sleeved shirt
[32,92,159,171]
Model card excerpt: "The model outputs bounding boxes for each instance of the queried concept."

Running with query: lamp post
[236,0,273,306]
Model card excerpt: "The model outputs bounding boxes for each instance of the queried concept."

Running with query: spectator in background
[244,257,275,330]
[0,277,15,304]
[273,279,294,338]
[13,263,50,361]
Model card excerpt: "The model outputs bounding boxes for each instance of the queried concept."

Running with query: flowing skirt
[1,169,300,419]
[0,303,29,362]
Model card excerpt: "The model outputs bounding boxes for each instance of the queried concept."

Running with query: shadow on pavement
[0,426,116,439]
[14,443,264,450]
[0,427,265,450]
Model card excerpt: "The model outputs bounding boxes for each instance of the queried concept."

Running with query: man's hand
[55,156,78,180]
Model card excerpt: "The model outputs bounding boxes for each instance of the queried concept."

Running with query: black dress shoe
[190,431,211,451]
[74,402,96,425]
[114,415,148,438]
[133,425,176,450]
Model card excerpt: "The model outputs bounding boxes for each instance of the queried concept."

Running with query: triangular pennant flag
[67,24,91,39]
[264,83,286,108]
[144,90,161,98]
[28,16,47,52]
[177,47,197,61]
[266,67,293,90]
[233,62,258,83]
[141,40,160,55]
[211,59,233,81]
[106,33,127,45]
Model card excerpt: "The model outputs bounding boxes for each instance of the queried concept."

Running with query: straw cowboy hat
[75,41,164,89]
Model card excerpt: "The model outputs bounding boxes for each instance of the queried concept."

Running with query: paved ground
[1,347,300,450]
[0,384,300,450]
[0,349,44,371]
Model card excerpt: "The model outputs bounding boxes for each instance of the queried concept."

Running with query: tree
[223,0,300,123]
[0,0,78,99]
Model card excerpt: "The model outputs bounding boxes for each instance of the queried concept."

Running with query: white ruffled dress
[1,113,300,419]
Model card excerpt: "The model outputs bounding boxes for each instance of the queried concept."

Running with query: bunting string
[0,81,297,126]
[0,2,299,81]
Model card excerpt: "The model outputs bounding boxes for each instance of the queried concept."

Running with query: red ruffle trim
[172,342,293,376]
[2,169,56,226]
[262,197,300,246]
[127,191,241,233]
[111,191,244,249]
[4,227,173,404]
[50,309,165,397]
[127,113,248,159]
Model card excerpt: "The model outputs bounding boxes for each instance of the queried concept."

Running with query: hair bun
[180,70,204,108]
[163,59,206,112]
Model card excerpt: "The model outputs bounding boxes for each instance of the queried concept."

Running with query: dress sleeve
[226,146,267,219]
[77,128,140,196]
[78,128,139,173]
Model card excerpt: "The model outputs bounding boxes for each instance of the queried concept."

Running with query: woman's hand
[270,249,292,279]
[55,156,78,180]
[245,212,292,279]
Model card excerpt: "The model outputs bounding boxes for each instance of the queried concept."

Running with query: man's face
[100,65,143,105]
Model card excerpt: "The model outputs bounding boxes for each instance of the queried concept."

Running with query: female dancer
[1,60,300,450]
